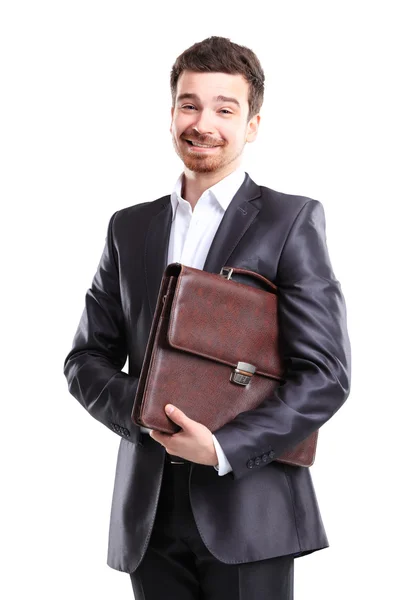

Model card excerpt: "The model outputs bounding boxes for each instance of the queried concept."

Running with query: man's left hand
[149,404,218,467]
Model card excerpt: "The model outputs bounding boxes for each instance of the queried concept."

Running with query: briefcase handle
[220,266,277,294]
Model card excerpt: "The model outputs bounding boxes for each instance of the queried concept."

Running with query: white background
[1,1,399,598]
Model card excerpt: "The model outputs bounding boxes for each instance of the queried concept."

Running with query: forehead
[176,71,249,104]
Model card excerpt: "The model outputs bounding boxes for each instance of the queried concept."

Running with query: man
[64,36,351,599]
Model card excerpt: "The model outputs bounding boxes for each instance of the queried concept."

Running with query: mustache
[182,132,225,146]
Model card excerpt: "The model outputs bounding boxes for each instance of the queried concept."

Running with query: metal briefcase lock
[230,362,256,386]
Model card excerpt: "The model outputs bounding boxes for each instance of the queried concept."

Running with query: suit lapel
[202,173,261,274]
[144,196,172,319]
[144,173,261,319]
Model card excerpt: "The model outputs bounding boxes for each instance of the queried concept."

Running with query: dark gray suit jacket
[63,173,351,573]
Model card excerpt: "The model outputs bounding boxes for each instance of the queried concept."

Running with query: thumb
[165,404,191,429]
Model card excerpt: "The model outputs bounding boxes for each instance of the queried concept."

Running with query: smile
[184,140,221,149]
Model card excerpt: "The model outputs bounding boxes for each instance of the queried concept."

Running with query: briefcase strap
[220,266,277,293]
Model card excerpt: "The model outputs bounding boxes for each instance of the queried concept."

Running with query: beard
[172,132,244,173]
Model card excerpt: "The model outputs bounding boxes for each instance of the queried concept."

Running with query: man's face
[170,71,260,174]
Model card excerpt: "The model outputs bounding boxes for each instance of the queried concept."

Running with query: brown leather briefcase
[131,262,318,467]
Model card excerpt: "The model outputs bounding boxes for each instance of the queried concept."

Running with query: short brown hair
[170,36,265,120]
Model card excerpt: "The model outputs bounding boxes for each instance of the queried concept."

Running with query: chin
[173,139,236,174]
[180,152,228,173]
[183,161,221,173]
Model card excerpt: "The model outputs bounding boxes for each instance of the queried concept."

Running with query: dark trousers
[130,455,294,600]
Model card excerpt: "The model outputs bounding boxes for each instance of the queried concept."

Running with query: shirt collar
[170,168,246,221]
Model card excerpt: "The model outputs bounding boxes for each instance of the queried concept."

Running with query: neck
[181,162,241,210]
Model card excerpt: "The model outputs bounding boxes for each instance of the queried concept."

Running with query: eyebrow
[176,93,241,108]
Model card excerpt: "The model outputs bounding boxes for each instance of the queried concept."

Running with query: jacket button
[255,457,261,466]
[262,454,268,462]
[247,459,255,468]
[268,450,275,459]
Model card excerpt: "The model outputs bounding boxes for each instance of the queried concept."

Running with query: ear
[170,106,174,134]
[246,114,261,143]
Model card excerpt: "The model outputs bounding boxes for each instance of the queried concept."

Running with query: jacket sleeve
[63,211,139,441]
[213,199,351,480]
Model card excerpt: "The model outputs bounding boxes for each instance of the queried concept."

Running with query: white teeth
[189,142,215,148]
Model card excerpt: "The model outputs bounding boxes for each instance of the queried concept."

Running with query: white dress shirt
[140,167,246,476]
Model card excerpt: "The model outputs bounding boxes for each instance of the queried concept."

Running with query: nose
[192,110,215,135]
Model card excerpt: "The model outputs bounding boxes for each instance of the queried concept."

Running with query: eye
[219,109,233,115]
[181,104,196,110]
